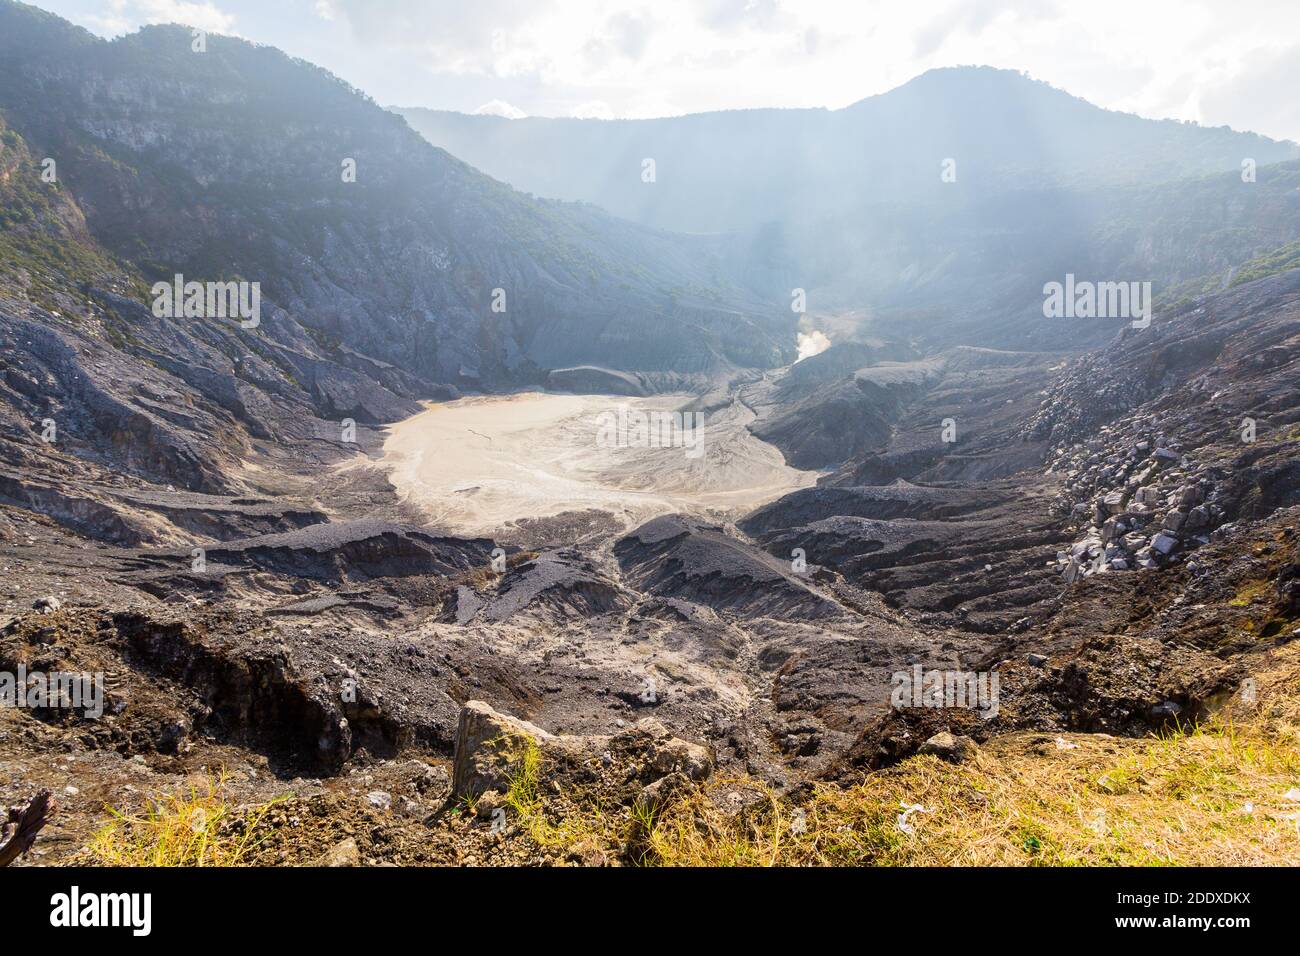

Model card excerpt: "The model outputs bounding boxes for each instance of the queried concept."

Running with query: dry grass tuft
[87,771,285,867]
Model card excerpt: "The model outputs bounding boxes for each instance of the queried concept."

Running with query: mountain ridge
[396,64,1300,235]
[0,2,794,388]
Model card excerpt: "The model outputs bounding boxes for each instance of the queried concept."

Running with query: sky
[25,0,1300,143]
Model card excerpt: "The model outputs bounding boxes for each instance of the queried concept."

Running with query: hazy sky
[28,0,1300,142]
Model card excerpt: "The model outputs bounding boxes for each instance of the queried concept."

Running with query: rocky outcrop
[450,701,570,800]
[918,731,978,763]
[0,789,54,867]
[615,514,844,620]
[450,700,712,801]
[445,549,633,625]
[165,522,498,583]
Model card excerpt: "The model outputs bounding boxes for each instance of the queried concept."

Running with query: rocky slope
[1030,268,1300,579]
[0,2,791,390]
[0,2,1297,868]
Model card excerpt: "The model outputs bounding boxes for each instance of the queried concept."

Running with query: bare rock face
[0,789,55,867]
[633,771,691,817]
[615,514,844,620]
[918,731,978,763]
[185,521,498,583]
[608,718,713,782]
[446,549,633,625]
[318,837,361,868]
[449,701,714,801]
[450,701,559,801]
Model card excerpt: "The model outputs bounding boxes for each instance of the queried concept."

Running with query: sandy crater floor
[373,392,818,535]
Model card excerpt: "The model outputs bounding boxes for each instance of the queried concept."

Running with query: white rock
[1151,532,1179,555]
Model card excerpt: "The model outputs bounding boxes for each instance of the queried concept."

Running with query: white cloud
[76,0,234,36]
[1201,44,1300,140]
[48,0,1300,141]
[473,99,528,119]
[84,11,132,34]
[132,0,236,33]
